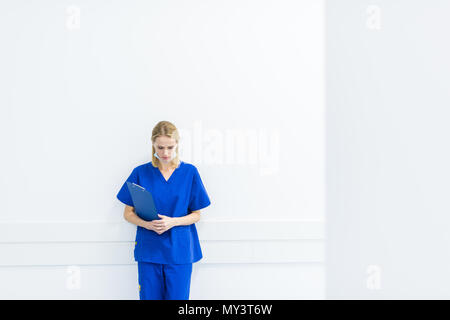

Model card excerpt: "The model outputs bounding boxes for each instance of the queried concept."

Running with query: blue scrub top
[116,160,211,264]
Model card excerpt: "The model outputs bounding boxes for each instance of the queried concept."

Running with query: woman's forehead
[154,136,176,145]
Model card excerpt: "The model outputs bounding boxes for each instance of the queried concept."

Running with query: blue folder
[126,182,160,221]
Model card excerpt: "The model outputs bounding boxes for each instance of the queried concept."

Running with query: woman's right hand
[143,220,163,235]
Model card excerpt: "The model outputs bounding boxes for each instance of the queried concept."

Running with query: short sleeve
[188,167,211,212]
[116,168,139,206]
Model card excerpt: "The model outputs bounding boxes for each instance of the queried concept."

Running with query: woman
[116,120,211,300]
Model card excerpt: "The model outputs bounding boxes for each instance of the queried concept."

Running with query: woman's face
[153,136,177,163]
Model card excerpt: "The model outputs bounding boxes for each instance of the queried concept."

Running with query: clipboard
[126,181,160,221]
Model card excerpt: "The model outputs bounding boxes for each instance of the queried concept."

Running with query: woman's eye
[157,146,174,149]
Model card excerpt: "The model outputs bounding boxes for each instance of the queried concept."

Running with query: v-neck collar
[155,161,182,183]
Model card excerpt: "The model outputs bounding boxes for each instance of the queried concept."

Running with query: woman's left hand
[153,214,177,234]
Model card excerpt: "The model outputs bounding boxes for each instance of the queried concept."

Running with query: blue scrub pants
[137,261,193,300]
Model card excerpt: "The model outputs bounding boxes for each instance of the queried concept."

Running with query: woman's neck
[159,162,175,171]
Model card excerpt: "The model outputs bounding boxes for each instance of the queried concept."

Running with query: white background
[326,0,450,299]
[0,0,325,299]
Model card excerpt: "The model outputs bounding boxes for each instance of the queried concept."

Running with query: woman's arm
[123,205,160,232]
[124,205,200,234]
[123,205,148,228]
[173,210,201,226]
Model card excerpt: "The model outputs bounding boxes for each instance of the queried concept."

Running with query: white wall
[0,0,325,299]
[326,0,450,299]
[0,220,324,299]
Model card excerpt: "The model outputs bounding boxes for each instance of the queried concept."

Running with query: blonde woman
[116,121,211,300]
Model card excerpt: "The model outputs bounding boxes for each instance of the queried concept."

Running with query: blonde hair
[151,121,181,169]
